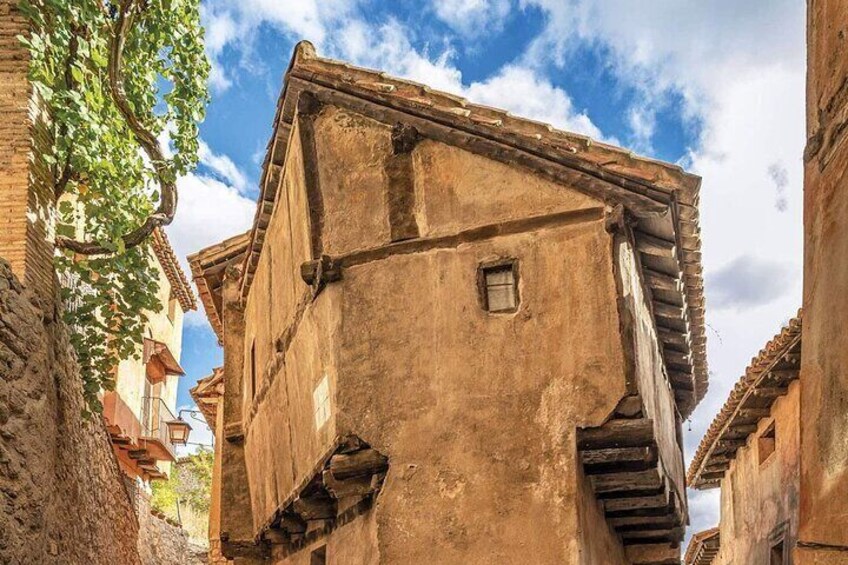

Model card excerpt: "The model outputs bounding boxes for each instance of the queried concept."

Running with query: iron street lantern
[166,418,192,446]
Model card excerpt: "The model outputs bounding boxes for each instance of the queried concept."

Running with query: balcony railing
[141,396,177,462]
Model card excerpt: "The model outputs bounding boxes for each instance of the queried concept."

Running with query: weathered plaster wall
[273,511,379,564]
[236,105,633,563]
[616,238,687,509]
[798,1,848,562]
[335,221,626,564]
[0,259,141,564]
[714,382,800,565]
[114,259,184,478]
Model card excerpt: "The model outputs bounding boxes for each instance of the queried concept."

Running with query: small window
[770,538,784,565]
[249,340,257,400]
[479,260,519,313]
[310,545,327,565]
[313,374,331,430]
[759,421,776,465]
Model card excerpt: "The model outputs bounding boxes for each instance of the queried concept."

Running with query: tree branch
[53,24,80,200]
[55,0,178,255]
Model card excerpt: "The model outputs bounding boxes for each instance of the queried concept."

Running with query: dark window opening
[479,260,519,313]
[249,340,257,400]
[770,539,784,565]
[759,420,776,465]
[310,545,327,565]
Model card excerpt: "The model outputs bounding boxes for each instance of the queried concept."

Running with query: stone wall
[136,491,207,565]
[0,259,141,564]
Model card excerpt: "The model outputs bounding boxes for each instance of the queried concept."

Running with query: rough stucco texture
[0,259,141,565]
[799,0,848,560]
[714,382,800,564]
[237,106,633,563]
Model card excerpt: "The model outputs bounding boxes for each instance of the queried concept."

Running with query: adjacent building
[189,41,708,564]
[97,228,196,484]
[686,315,802,565]
[686,3,848,564]
[797,1,848,562]
[683,528,720,565]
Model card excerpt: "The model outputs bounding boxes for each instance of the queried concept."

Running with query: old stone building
[797,1,848,562]
[189,41,708,564]
[683,528,719,565]
[686,315,802,564]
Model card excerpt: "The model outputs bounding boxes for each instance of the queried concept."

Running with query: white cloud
[708,255,794,311]
[465,65,605,139]
[167,167,255,327]
[328,19,605,139]
[201,0,362,91]
[198,140,249,194]
[329,19,463,93]
[200,5,606,142]
[432,0,512,37]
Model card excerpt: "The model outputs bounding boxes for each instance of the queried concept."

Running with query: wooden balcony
[102,392,178,481]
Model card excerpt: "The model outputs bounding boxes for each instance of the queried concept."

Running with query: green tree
[19,0,209,413]
[152,448,214,516]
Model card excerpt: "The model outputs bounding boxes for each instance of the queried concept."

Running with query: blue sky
[166,0,807,543]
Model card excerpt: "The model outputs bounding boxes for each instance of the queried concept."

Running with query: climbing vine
[19,0,209,413]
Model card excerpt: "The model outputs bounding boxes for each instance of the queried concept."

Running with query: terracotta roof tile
[684,527,720,565]
[151,228,196,312]
[688,312,802,488]
[186,231,250,342]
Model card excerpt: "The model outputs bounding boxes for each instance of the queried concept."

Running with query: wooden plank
[751,386,788,399]
[292,496,336,521]
[736,408,771,421]
[614,395,643,418]
[716,439,746,452]
[668,371,694,391]
[603,490,669,513]
[296,91,326,260]
[329,449,389,481]
[657,327,687,347]
[636,232,677,258]
[724,424,758,438]
[645,269,681,292]
[577,419,654,450]
[704,462,730,473]
[609,515,680,530]
[277,514,306,534]
[591,469,662,495]
[385,125,420,241]
[653,301,685,320]
[582,446,657,474]
[768,369,799,384]
[663,350,692,368]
